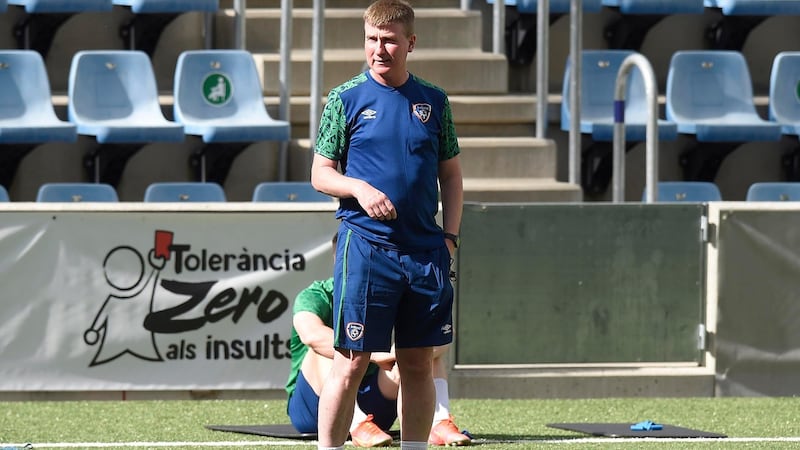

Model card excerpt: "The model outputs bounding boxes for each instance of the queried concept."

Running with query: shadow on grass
[470,433,588,444]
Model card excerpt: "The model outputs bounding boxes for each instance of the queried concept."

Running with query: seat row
[563,49,800,190]
[0,49,290,185]
[3,0,217,14]
[646,181,800,202]
[0,181,334,202]
[492,0,800,16]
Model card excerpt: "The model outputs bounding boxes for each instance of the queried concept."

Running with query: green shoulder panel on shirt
[315,73,368,160]
[413,75,460,161]
[439,96,460,161]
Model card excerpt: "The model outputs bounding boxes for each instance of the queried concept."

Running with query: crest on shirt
[413,103,432,123]
[346,322,365,341]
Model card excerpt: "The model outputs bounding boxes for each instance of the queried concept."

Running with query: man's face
[364,20,415,87]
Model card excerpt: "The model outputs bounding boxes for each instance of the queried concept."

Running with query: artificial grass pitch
[547,422,727,438]
[205,423,401,440]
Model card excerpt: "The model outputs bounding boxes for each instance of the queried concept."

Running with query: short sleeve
[315,91,348,161]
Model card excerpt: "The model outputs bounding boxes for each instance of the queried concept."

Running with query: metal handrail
[568,0,583,187]
[278,0,293,180]
[612,53,659,203]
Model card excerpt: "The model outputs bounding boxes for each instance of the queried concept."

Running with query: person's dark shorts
[287,368,397,433]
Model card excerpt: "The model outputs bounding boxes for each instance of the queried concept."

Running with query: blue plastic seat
[666,51,782,142]
[646,181,722,202]
[0,185,9,201]
[7,0,111,12]
[143,182,226,202]
[745,182,800,201]
[0,50,77,144]
[769,52,800,136]
[112,0,217,13]
[68,50,184,144]
[562,50,677,142]
[491,0,603,13]
[703,0,800,15]
[173,50,290,144]
[252,182,333,202]
[36,182,118,202]
[603,0,704,14]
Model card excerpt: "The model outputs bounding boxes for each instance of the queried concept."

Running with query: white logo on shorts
[441,324,452,335]
[346,322,365,341]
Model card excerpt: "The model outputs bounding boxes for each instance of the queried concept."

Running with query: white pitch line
[0,442,312,448]
[6,437,800,448]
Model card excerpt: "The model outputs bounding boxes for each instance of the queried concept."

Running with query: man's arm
[295,309,397,368]
[293,311,336,359]
[311,153,397,221]
[438,155,464,254]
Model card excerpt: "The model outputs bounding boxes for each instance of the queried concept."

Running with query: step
[214,8,483,51]
[463,178,583,203]
[459,137,555,179]
[254,49,509,96]
[448,364,715,398]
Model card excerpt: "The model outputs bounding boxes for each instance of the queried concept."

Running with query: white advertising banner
[0,208,339,391]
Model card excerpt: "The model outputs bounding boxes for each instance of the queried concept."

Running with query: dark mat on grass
[206,424,401,440]
[547,422,726,438]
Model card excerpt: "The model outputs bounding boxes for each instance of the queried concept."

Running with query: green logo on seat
[202,73,232,106]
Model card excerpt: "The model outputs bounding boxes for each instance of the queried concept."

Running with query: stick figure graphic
[84,231,172,366]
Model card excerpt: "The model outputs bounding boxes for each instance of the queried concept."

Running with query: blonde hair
[364,0,415,37]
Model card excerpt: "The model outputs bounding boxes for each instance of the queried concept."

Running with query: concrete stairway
[214,0,583,202]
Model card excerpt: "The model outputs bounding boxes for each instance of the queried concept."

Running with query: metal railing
[612,53,659,203]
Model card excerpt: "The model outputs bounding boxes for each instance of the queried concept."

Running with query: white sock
[432,378,451,423]
[349,402,369,432]
[400,441,427,450]
[317,446,343,450]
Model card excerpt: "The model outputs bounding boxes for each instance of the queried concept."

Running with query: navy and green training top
[315,71,460,252]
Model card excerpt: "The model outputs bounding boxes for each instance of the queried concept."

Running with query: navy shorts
[333,226,454,352]
[287,369,397,433]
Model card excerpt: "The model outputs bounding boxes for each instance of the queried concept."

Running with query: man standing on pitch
[309,0,464,448]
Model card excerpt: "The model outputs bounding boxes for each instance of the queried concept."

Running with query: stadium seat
[745,182,800,201]
[173,50,290,183]
[113,0,219,55]
[645,181,722,202]
[769,52,800,136]
[0,50,77,188]
[68,50,184,185]
[666,51,780,142]
[143,182,226,202]
[562,50,677,142]
[0,51,77,144]
[36,182,118,202]
[666,50,782,181]
[8,0,110,12]
[703,1,800,50]
[252,182,333,202]
[113,0,216,14]
[0,185,9,202]
[487,0,603,66]
[602,0,705,14]
[562,50,677,195]
[602,0,705,50]
[704,0,800,15]
[9,0,114,57]
[492,0,603,14]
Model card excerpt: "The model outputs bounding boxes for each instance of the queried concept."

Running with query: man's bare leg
[396,346,434,443]
[317,348,371,447]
